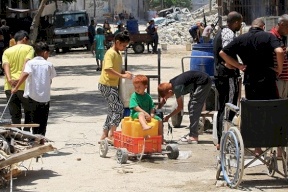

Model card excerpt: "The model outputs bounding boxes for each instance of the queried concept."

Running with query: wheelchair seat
[240,98,288,148]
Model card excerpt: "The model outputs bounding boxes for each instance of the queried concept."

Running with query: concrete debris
[157,2,219,45]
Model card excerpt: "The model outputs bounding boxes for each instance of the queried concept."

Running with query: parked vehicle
[53,10,90,52]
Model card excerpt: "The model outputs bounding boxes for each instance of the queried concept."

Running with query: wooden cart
[105,33,153,54]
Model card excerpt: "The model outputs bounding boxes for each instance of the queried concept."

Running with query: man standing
[269,14,288,158]
[0,19,10,49]
[2,30,34,128]
[270,14,288,98]
[219,18,284,155]
[88,20,96,56]
[146,20,158,54]
[213,11,243,150]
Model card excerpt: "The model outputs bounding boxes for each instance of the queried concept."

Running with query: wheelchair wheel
[221,127,244,188]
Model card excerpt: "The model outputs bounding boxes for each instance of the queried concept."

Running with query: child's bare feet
[143,125,152,130]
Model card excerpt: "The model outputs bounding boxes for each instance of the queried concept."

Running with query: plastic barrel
[190,43,214,76]
[126,19,139,34]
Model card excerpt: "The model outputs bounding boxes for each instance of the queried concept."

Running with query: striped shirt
[270,27,288,80]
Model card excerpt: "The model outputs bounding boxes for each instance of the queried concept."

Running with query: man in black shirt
[213,11,243,150]
[88,20,96,56]
[158,71,212,143]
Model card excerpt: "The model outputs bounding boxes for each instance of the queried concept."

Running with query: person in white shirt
[202,24,215,43]
[12,42,56,136]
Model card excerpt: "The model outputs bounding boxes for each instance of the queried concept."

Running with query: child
[11,42,57,136]
[98,30,133,142]
[129,74,162,130]
[158,71,212,144]
[9,32,16,47]
[94,27,106,71]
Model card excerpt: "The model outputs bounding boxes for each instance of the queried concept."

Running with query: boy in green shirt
[129,75,163,140]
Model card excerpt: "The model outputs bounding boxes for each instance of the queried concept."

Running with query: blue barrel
[190,43,214,76]
[126,19,139,34]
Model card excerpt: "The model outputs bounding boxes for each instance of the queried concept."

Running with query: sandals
[178,134,198,144]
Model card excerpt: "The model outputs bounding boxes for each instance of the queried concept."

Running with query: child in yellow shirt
[98,31,133,143]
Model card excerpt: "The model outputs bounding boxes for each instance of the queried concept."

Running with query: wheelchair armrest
[225,103,240,113]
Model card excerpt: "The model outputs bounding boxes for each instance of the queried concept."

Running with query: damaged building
[217,0,288,25]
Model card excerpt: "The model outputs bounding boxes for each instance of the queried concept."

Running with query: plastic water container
[190,43,214,76]
[126,19,139,34]
[121,117,133,136]
[119,78,134,108]
[121,117,159,137]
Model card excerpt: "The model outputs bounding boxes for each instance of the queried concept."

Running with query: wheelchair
[216,98,288,188]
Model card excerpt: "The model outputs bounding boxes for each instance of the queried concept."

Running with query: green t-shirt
[94,34,105,50]
[129,92,154,117]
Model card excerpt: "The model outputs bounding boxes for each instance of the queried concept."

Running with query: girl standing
[98,31,133,142]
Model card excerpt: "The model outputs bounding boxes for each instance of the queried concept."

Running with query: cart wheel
[266,156,277,177]
[116,148,128,164]
[99,139,108,158]
[166,144,179,159]
[132,43,144,54]
[220,127,244,188]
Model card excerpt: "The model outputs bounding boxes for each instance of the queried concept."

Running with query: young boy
[11,42,57,136]
[94,27,106,71]
[129,74,161,130]
[158,71,212,144]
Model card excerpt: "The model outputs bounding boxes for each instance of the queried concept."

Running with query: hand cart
[99,130,179,164]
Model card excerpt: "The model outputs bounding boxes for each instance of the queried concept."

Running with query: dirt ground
[0,44,288,192]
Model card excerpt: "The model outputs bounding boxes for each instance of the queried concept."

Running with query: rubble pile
[157,3,219,45]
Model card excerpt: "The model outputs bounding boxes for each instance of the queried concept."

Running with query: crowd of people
[214,12,288,157]
[97,11,288,156]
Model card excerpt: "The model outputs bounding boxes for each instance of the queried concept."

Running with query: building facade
[217,0,288,25]
[58,0,146,21]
